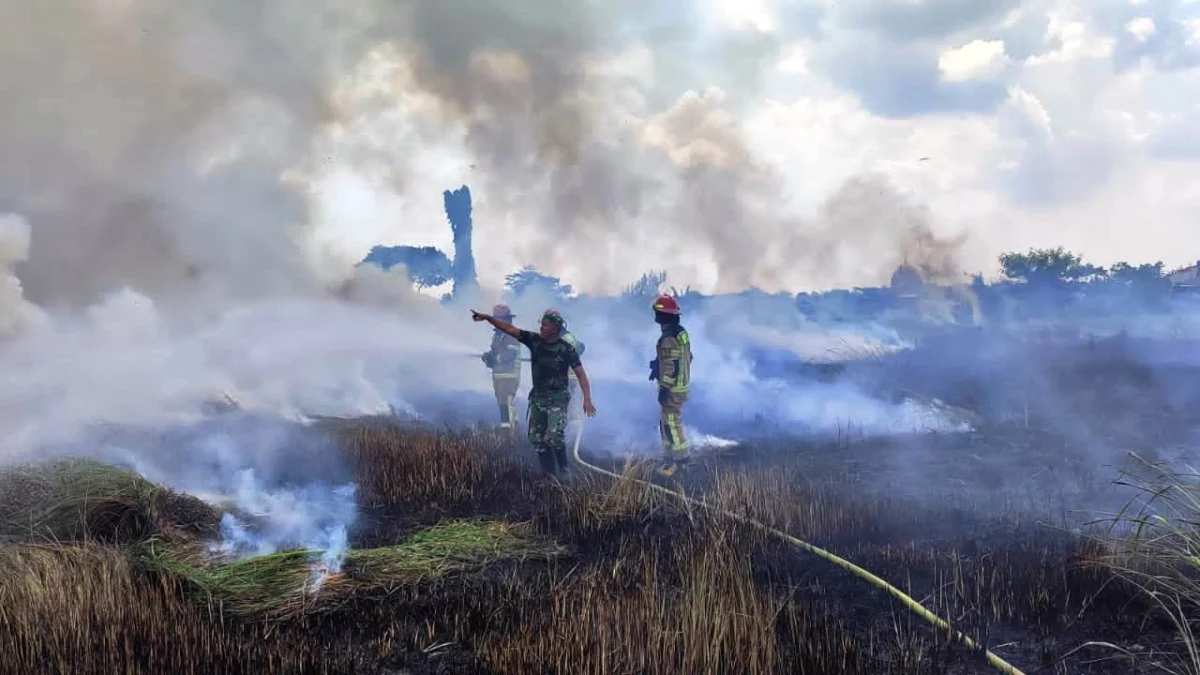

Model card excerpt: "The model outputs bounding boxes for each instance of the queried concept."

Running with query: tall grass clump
[0,458,219,544]
[1094,454,1200,674]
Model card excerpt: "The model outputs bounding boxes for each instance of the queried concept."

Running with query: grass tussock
[143,519,567,618]
[1090,455,1200,675]
[0,458,219,545]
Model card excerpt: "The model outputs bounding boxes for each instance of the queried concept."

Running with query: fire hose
[567,418,1026,675]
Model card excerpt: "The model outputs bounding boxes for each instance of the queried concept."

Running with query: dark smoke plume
[2,0,971,306]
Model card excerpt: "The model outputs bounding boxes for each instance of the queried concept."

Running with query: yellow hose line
[568,420,1026,675]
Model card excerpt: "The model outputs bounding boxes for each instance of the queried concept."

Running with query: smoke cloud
[0,0,997,581]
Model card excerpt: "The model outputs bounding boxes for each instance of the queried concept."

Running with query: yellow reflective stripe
[662,413,690,452]
[493,373,520,379]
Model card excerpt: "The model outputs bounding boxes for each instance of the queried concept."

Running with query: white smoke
[0,214,48,339]
[209,471,358,591]
[0,221,491,580]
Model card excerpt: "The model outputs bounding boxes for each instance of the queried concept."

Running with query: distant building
[1168,260,1200,292]
[889,264,923,298]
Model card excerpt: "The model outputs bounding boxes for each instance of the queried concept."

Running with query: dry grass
[0,419,1186,674]
[0,458,220,544]
[1089,455,1200,675]
[142,519,567,618]
[0,542,350,674]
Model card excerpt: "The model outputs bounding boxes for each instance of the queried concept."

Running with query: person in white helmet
[481,303,522,433]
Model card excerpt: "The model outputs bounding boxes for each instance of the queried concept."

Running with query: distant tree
[443,185,479,299]
[504,265,574,299]
[794,292,816,316]
[622,270,667,299]
[1108,261,1165,285]
[666,285,705,308]
[1106,261,1171,305]
[359,245,453,289]
[999,247,1105,285]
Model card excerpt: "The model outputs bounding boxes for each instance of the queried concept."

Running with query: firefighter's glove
[657,387,668,405]
[648,358,660,381]
[481,353,495,368]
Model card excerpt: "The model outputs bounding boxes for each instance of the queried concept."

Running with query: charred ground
[1,333,1197,675]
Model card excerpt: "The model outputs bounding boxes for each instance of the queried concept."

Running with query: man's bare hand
[582,398,597,417]
[471,310,489,322]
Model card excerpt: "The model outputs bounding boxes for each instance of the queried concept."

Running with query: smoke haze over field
[3,0,1199,576]
[0,2,983,454]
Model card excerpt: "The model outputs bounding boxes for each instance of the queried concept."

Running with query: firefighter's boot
[656,456,689,478]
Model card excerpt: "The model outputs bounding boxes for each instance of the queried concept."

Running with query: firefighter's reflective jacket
[562,331,585,382]
[655,324,692,395]
[486,329,522,380]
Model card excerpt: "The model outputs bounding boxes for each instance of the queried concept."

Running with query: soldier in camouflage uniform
[481,303,522,434]
[543,309,586,424]
[472,307,597,475]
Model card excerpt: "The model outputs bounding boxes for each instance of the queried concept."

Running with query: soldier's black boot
[536,450,556,475]
[553,445,570,476]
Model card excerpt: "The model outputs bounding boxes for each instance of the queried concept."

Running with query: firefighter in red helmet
[481,303,522,433]
[649,294,693,477]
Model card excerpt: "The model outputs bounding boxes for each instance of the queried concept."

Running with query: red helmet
[492,303,513,317]
[652,294,680,315]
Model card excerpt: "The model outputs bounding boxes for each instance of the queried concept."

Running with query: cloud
[1128,17,1158,42]
[1086,0,1200,71]
[939,40,1012,82]
[829,0,1024,42]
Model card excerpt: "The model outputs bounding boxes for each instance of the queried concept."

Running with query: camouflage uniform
[483,328,522,433]
[517,328,581,474]
[654,323,693,465]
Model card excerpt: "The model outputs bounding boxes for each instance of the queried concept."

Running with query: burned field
[3,335,1199,674]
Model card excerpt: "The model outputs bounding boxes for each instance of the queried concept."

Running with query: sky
[307,0,1200,296]
[4,0,1200,303]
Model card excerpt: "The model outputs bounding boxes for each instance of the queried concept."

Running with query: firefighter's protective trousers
[655,324,692,460]
[659,391,689,460]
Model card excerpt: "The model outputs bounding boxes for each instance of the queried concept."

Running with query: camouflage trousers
[659,391,690,461]
[492,376,519,432]
[527,396,570,474]
[527,397,568,452]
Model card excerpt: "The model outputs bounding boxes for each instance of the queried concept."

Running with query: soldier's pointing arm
[472,310,523,340]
